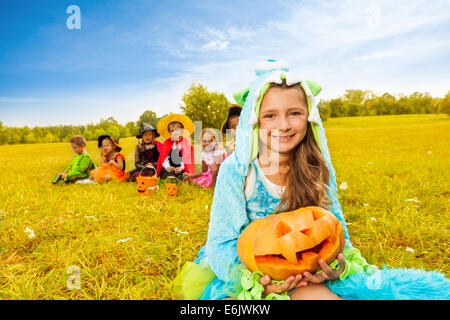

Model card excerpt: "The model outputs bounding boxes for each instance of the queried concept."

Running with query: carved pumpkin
[166,183,178,197]
[237,206,345,281]
[165,176,181,197]
[136,175,158,196]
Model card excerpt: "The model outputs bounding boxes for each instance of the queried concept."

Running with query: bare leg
[290,283,345,300]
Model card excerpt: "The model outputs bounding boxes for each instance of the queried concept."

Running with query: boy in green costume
[53,135,96,184]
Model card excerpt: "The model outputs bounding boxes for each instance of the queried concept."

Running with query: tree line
[0,85,448,145]
[318,89,450,120]
[0,114,160,146]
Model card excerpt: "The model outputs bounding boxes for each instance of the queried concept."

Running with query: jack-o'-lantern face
[237,206,345,281]
[136,176,158,196]
[166,183,178,197]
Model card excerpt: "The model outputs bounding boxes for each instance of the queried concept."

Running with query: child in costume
[172,60,450,300]
[221,104,242,157]
[89,135,128,183]
[184,128,226,188]
[128,123,162,181]
[52,135,96,184]
[156,113,195,180]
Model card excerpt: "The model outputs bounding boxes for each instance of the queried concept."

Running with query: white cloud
[353,50,405,62]
[201,40,230,51]
[169,0,450,99]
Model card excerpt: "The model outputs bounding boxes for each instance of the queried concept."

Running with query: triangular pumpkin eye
[301,229,312,237]
[275,221,293,238]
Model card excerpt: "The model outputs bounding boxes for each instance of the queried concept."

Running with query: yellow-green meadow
[0,114,448,299]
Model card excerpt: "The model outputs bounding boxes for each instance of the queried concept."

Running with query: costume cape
[156,137,195,176]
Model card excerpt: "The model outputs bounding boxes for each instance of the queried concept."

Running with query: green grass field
[0,114,449,299]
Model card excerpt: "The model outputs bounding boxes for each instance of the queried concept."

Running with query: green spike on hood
[233,87,250,106]
[303,80,322,97]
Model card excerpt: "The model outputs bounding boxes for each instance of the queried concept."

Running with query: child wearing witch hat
[89,135,128,183]
[156,113,195,180]
[128,123,162,181]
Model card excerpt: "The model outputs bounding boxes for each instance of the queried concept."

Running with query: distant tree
[395,95,412,115]
[0,122,6,145]
[343,89,369,105]
[328,98,348,117]
[24,132,37,143]
[42,130,56,143]
[372,93,396,115]
[125,121,138,137]
[439,91,450,115]
[138,110,158,127]
[180,83,230,129]
[343,89,368,116]
[346,102,361,117]
[318,100,331,121]
[408,92,435,114]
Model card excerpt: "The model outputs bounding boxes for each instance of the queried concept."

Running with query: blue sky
[0,0,449,127]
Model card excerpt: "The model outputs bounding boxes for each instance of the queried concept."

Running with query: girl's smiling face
[101,138,114,155]
[142,131,155,143]
[202,131,216,151]
[258,85,309,156]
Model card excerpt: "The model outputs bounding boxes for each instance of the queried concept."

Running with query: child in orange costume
[89,135,128,183]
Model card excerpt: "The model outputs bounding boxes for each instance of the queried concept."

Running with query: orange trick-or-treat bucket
[165,176,180,197]
[136,175,158,196]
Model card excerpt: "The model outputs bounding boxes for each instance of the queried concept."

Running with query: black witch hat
[136,122,159,139]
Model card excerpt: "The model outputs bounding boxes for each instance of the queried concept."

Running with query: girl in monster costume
[172,60,450,300]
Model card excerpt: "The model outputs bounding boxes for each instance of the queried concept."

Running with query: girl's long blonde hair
[265,81,332,212]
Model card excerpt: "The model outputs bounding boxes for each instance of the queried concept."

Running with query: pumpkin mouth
[255,238,327,264]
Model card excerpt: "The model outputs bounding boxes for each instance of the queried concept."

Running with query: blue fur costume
[173,60,450,300]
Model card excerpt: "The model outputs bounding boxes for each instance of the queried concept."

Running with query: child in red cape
[156,113,195,180]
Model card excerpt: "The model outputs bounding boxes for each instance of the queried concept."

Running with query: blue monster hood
[232,59,350,244]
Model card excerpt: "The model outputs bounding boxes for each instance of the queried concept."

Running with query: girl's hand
[259,274,304,295]
[183,172,191,179]
[166,166,175,173]
[300,254,346,285]
[174,167,183,174]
